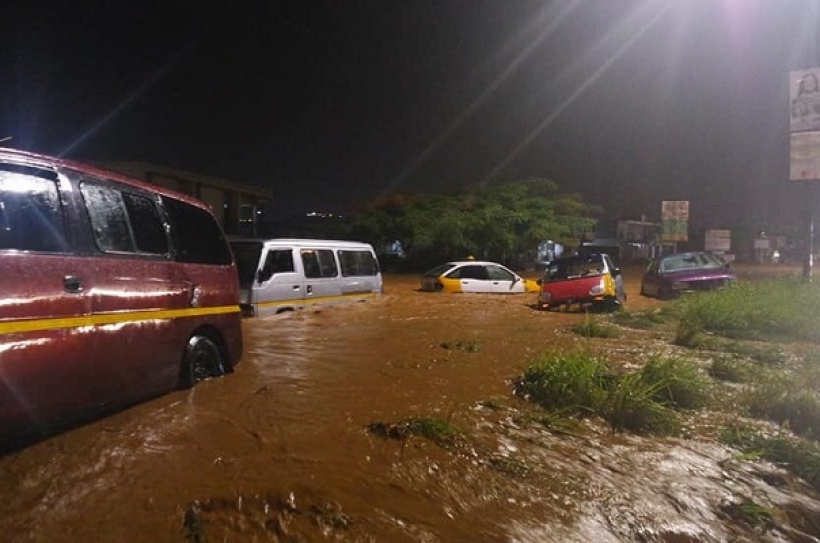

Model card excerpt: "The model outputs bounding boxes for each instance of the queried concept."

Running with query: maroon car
[0,148,243,444]
[640,252,735,299]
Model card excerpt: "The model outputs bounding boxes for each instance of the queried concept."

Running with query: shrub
[722,427,820,492]
[637,356,710,410]
[514,351,611,415]
[675,279,820,343]
[570,315,621,338]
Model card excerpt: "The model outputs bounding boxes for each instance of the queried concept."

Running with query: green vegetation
[721,427,820,492]
[337,178,598,266]
[708,357,752,383]
[570,315,621,338]
[440,339,482,352]
[367,417,464,448]
[675,279,820,344]
[718,499,777,533]
[515,351,709,435]
[611,308,670,329]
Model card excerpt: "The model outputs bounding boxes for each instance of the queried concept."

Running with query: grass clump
[744,379,820,441]
[570,315,621,338]
[637,356,710,410]
[514,350,611,416]
[709,357,751,383]
[674,279,820,344]
[440,339,481,352]
[718,499,777,533]
[611,309,669,330]
[721,426,820,492]
[367,417,464,448]
[515,351,708,435]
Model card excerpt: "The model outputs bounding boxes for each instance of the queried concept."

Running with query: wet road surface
[2,265,820,542]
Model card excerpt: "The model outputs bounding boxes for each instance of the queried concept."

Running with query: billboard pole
[805,184,815,281]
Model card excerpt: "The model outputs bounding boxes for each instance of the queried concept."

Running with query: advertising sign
[661,201,689,242]
[790,68,820,133]
[790,69,820,181]
[704,229,731,252]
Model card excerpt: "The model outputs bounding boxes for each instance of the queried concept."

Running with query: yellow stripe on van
[0,305,241,335]
[255,292,377,310]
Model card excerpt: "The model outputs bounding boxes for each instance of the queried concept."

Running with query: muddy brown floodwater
[2,265,820,542]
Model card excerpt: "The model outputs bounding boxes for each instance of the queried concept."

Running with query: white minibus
[230,238,383,317]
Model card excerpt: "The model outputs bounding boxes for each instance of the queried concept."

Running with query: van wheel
[180,336,225,388]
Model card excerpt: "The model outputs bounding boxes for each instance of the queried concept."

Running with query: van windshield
[230,241,263,286]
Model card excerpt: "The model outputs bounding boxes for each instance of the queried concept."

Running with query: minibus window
[265,249,295,275]
[0,169,68,253]
[163,197,232,265]
[338,250,379,277]
[301,249,337,278]
[81,183,168,256]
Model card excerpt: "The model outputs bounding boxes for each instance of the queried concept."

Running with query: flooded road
[2,266,820,542]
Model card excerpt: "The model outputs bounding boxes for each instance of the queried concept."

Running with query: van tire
[180,336,226,388]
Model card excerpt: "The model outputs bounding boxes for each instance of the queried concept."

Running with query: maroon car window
[163,197,233,265]
[0,166,69,253]
[81,183,168,255]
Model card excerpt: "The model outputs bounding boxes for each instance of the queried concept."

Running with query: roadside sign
[789,69,820,181]
[661,200,689,242]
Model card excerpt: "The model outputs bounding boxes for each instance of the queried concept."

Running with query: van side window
[81,182,168,255]
[162,197,232,265]
[301,249,338,278]
[0,166,69,253]
[338,250,379,277]
[264,249,295,275]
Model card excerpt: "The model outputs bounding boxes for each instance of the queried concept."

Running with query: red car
[536,253,626,311]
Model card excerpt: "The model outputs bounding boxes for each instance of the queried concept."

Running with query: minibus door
[255,247,304,315]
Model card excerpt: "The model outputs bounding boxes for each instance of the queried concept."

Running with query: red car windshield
[544,254,605,282]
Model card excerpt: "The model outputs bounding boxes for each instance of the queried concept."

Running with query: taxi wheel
[180,336,226,388]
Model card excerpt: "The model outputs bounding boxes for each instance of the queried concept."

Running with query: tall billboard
[661,201,689,242]
[789,68,820,181]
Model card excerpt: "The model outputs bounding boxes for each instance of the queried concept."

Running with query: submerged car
[536,252,625,311]
[421,260,540,294]
[640,251,735,299]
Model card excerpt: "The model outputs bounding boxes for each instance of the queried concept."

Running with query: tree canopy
[339,178,600,267]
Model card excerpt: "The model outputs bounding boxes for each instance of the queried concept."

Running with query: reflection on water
[1,274,819,541]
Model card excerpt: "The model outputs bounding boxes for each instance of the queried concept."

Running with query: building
[99,162,272,237]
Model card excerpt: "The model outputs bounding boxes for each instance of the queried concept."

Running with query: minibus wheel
[181,336,226,388]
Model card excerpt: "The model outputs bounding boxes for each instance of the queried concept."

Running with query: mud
[1,264,819,542]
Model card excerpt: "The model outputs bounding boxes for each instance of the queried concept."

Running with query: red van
[0,148,243,442]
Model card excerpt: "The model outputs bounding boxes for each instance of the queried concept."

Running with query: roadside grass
[741,375,820,441]
[674,279,820,345]
[440,339,482,352]
[709,357,754,383]
[570,314,621,338]
[514,351,710,435]
[721,426,820,492]
[611,308,671,330]
[367,417,464,448]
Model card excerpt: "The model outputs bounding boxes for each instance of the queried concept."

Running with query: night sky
[2,1,819,233]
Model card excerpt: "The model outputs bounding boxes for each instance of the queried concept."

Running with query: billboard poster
[704,229,731,252]
[790,68,820,133]
[661,200,689,242]
[790,69,820,181]
[790,131,820,180]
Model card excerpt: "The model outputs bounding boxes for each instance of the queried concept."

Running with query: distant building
[98,162,272,237]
